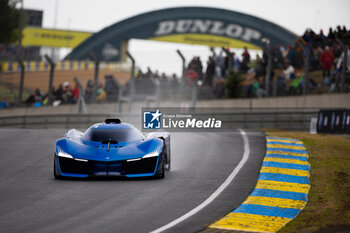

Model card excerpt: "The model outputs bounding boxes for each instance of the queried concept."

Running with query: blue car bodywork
[54,119,170,179]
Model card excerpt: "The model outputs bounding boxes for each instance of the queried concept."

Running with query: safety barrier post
[190,82,198,108]
[297,42,310,95]
[176,49,187,102]
[126,51,135,95]
[89,52,100,102]
[262,38,272,97]
[336,38,347,93]
[126,51,136,112]
[74,77,87,114]
[44,55,55,104]
[154,79,161,107]
[110,76,128,113]
[16,57,25,106]
[176,49,186,85]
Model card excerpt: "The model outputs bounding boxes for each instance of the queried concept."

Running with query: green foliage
[0,0,20,44]
[225,69,244,98]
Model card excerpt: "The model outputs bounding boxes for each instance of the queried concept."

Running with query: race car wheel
[54,154,62,179]
[154,148,165,179]
[164,142,171,171]
[154,161,165,179]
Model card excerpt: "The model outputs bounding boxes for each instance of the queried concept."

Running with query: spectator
[232,52,240,71]
[104,75,119,102]
[336,44,350,73]
[320,46,335,82]
[295,37,306,68]
[154,70,160,78]
[328,27,335,40]
[319,29,327,47]
[289,73,303,95]
[96,83,106,102]
[277,75,287,96]
[282,61,295,80]
[85,80,94,103]
[256,76,266,98]
[196,57,203,79]
[278,44,286,57]
[55,84,64,102]
[170,73,178,100]
[145,67,153,78]
[213,52,224,78]
[62,81,74,104]
[34,88,43,103]
[25,92,36,105]
[302,29,312,44]
[328,76,337,93]
[205,57,215,86]
[241,47,250,73]
[25,88,42,107]
[72,83,80,102]
[254,54,265,78]
[286,45,295,66]
[0,98,8,108]
[336,25,344,39]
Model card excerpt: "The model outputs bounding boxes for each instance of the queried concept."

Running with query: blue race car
[54,119,170,179]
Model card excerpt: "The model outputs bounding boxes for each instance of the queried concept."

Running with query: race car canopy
[104,119,122,124]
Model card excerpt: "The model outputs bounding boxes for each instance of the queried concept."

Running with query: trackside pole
[89,52,100,103]
[16,57,25,106]
[297,42,310,95]
[336,38,347,93]
[45,54,55,104]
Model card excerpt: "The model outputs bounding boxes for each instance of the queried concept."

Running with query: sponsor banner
[142,108,243,132]
[317,109,350,134]
[67,7,298,61]
[150,33,261,49]
[153,19,262,43]
[0,61,125,72]
[22,27,92,48]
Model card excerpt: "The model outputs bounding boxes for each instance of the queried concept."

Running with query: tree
[0,0,20,44]
[225,69,244,98]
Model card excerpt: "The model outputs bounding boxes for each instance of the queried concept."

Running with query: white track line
[150,129,251,233]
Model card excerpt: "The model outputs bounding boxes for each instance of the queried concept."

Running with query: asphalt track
[0,128,266,233]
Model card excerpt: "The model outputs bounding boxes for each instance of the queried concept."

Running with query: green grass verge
[265,130,350,233]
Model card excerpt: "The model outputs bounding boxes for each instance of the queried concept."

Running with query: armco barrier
[0,110,319,130]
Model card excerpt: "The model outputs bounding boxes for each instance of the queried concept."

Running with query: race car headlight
[142,151,159,158]
[57,150,73,159]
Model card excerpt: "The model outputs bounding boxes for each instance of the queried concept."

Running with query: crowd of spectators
[22,70,180,108]
[24,81,80,107]
[181,25,350,98]
[7,26,350,108]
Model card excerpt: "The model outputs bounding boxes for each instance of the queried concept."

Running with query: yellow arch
[150,33,261,50]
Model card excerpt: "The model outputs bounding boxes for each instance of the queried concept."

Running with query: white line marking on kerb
[150,129,251,233]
